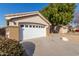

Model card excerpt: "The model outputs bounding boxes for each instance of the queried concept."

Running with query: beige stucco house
[59,26,69,33]
[5,11,51,41]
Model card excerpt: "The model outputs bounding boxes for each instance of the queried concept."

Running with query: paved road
[22,34,79,56]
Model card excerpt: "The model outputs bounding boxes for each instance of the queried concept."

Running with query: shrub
[0,39,24,56]
[0,28,5,36]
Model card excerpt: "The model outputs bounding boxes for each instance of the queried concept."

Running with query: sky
[0,3,79,28]
[0,3,48,28]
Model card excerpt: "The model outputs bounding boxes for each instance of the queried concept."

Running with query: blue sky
[0,3,48,27]
[0,3,79,28]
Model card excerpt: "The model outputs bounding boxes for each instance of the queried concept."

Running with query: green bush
[0,39,24,56]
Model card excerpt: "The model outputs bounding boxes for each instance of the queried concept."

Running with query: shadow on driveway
[22,41,35,56]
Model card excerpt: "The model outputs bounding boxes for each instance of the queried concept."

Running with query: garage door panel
[23,28,46,39]
[20,24,46,40]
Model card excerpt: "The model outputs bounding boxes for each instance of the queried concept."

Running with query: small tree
[0,39,24,56]
[40,3,75,32]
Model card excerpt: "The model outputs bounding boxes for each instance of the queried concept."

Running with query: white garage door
[20,24,46,41]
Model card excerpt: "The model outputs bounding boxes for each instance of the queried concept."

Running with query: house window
[33,25,35,28]
[25,25,28,27]
[29,25,32,28]
[36,26,38,28]
[41,26,44,28]
[20,25,24,27]
[39,26,41,28]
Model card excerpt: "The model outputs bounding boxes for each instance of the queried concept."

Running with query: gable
[9,15,49,26]
[5,11,51,26]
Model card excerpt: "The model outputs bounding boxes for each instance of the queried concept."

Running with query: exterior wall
[6,26,19,41]
[6,15,51,41]
[9,15,49,26]
[6,26,51,41]
[46,26,51,36]
[59,26,69,33]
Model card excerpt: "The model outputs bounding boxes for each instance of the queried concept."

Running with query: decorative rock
[61,37,69,42]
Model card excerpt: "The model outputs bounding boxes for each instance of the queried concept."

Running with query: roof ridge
[5,11,51,25]
[5,11,39,17]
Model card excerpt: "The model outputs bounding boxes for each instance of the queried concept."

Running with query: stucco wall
[6,26,19,41]
[59,26,69,33]
[6,14,51,41]
[46,26,51,36]
[9,15,49,27]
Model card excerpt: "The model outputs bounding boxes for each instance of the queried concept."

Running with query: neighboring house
[59,26,69,33]
[5,11,51,41]
[74,24,79,32]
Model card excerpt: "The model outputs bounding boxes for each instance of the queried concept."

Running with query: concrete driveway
[22,34,79,56]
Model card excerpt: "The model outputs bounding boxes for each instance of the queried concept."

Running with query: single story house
[5,11,52,41]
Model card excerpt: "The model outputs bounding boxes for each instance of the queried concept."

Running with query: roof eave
[5,11,52,25]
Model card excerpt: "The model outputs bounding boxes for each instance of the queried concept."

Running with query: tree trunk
[52,25,61,33]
